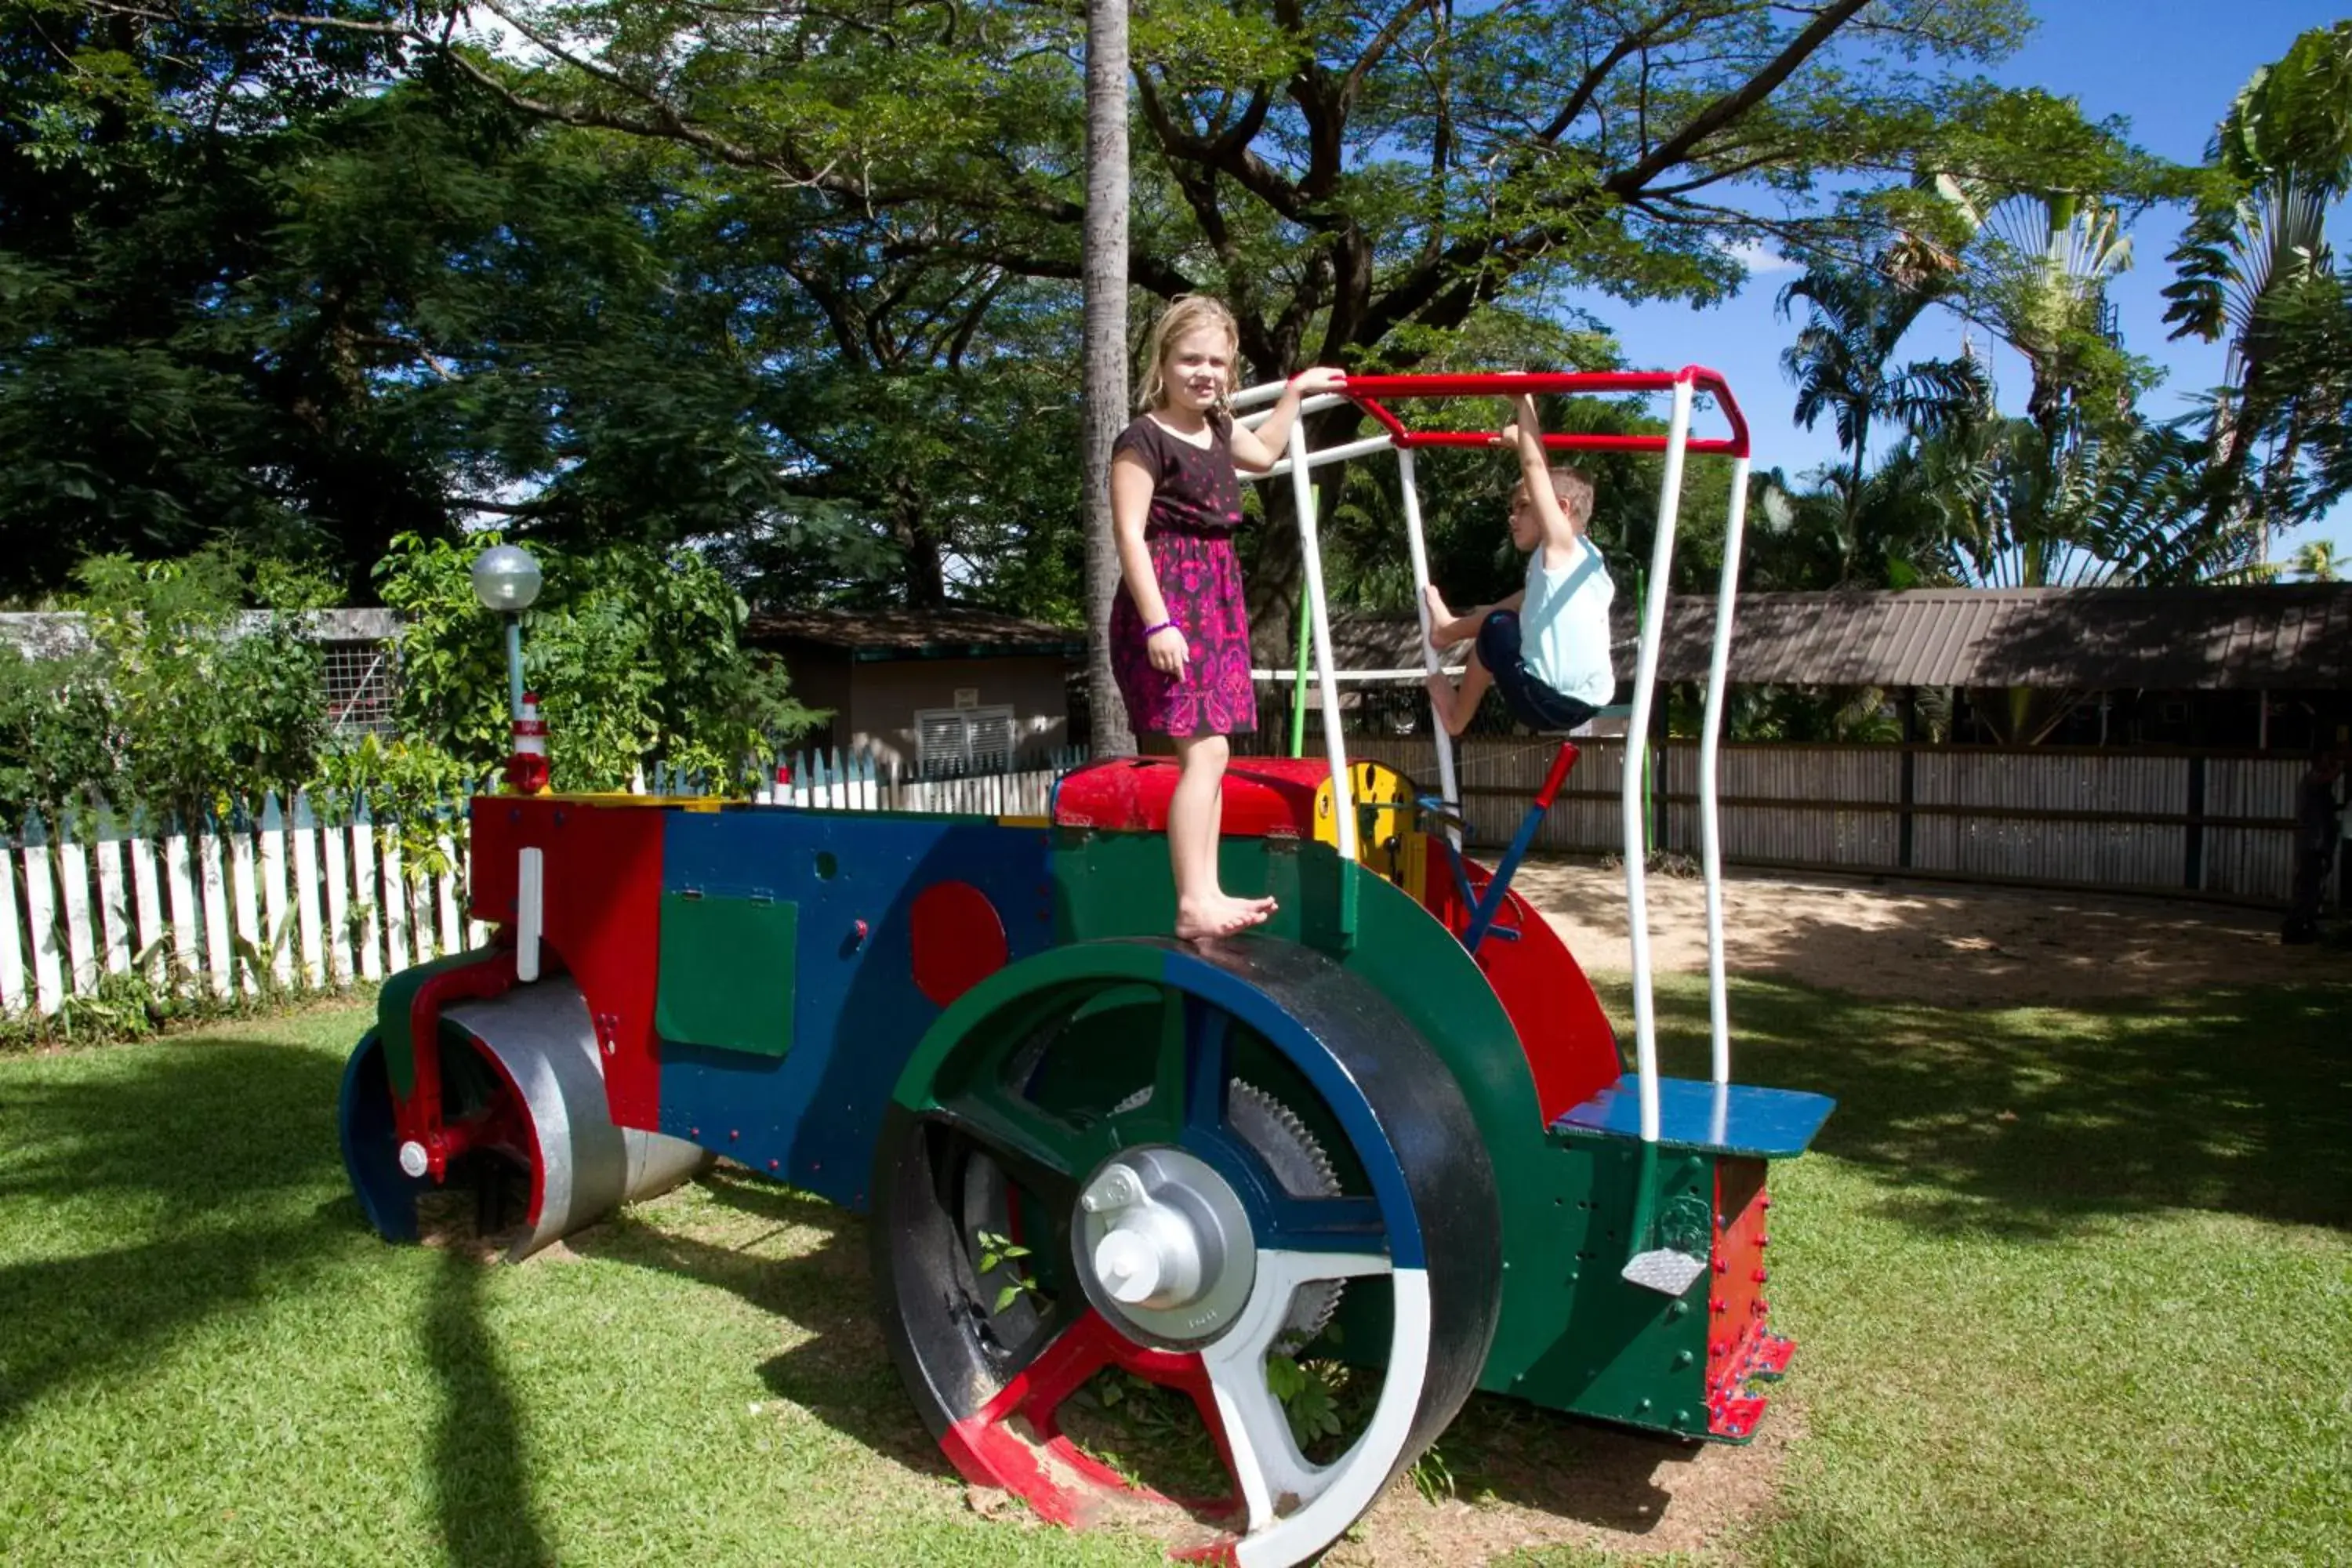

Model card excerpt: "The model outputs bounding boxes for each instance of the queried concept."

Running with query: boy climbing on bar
[1424,392,1617,735]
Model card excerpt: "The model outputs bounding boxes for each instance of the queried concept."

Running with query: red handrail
[1329,367,1749,459]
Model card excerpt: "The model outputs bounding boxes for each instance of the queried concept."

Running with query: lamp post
[470,544,543,721]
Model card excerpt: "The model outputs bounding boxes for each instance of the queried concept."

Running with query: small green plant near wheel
[975,1229,1039,1315]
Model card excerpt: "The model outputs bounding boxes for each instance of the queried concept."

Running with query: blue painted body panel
[656,808,1056,1210]
[1552,1074,1835,1160]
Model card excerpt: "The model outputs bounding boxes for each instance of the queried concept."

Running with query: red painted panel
[470,797,670,1130]
[1706,1156,1791,1441]
[1053,755,1333,840]
[910,880,1011,1006]
[1422,857,1622,1125]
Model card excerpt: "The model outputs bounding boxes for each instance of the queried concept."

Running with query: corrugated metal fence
[1341,737,2322,906]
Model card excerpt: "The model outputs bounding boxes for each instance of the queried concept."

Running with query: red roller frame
[1327,368,1749,459]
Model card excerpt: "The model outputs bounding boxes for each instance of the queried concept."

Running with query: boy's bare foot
[1422,583,1457,639]
[1175,892,1279,942]
[1425,673,1462,737]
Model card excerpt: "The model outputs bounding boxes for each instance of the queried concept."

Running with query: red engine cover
[1052,755,1336,840]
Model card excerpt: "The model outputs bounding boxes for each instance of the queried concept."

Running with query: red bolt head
[1752,1268,1769,1283]
[1712,1298,1728,1314]
[1760,1196,1773,1210]
[1713,1258,1728,1274]
[768,1159,779,1171]
[729,1129,739,1142]
[689,1126,699,1138]
[1756,1233,1769,1248]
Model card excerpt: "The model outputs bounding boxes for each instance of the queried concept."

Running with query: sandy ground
[1514,856,2346,1005]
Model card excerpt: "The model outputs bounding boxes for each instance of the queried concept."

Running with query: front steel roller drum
[873,937,1502,1568]
[339,977,710,1261]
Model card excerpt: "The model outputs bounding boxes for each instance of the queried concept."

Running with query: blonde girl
[1107,295,1343,939]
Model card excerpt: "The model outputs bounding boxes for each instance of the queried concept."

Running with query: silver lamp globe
[470,544,543,612]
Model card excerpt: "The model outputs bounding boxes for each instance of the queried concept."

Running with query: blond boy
[1424,394,1617,735]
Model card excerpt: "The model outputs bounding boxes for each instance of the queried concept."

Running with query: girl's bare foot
[1175,892,1279,942]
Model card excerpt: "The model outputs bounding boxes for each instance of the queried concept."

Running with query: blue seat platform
[1552,1075,1835,1160]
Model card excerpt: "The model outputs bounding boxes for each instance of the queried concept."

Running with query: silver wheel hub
[1078,1147,1255,1341]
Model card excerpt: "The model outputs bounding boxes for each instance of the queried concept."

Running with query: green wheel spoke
[928,1086,1096,1205]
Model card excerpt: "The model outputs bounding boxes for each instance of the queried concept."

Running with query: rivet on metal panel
[1674,1351,1694,1368]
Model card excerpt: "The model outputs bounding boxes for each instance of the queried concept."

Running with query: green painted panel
[1506,1135,1713,1436]
[889,938,1167,1113]
[655,891,797,1055]
[375,948,506,1098]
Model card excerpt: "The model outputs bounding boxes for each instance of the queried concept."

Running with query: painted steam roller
[339,370,1835,1567]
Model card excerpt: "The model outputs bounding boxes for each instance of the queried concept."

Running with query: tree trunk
[1080,0,1134,757]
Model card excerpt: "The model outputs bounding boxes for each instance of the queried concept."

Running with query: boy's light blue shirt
[1521,536,1615,709]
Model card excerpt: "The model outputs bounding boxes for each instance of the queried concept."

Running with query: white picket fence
[2,748,1089,1022]
[739,745,1085,818]
[1,794,483,1023]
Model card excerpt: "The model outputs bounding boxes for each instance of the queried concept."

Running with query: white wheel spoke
[1200,1250,1356,1528]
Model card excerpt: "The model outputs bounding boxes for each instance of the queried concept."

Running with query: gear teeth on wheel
[1114,1079,1346,1348]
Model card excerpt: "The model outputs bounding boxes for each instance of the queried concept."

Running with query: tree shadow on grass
[1620,967,2352,1239]
[0,1036,350,1428]
[4,1028,557,1568]
[426,1247,557,1568]
[564,1166,958,1482]
[0,1035,345,1221]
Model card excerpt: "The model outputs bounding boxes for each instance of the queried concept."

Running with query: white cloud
[1727,240,1799,276]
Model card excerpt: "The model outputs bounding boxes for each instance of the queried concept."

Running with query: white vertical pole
[1287,423,1356,861]
[1698,456,1751,1087]
[516,847,544,984]
[1396,447,1461,837]
[1623,379,1694,1145]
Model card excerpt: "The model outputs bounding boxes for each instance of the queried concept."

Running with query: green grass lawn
[2,975,2347,1566]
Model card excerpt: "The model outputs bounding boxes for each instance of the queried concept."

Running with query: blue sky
[1566,0,2350,572]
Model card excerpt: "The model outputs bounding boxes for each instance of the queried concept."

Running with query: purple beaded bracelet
[1142,620,1178,638]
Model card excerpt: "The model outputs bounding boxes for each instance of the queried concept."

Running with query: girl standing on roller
[1108,296,1344,939]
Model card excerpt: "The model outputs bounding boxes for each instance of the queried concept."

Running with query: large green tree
[2164,20,2352,562]
[308,0,2159,632]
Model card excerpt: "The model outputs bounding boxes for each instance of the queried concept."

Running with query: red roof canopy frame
[1330,368,1751,459]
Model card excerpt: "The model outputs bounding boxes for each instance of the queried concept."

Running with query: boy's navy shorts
[1477,610,1601,733]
